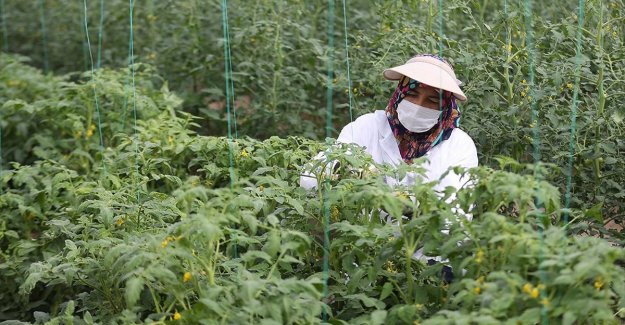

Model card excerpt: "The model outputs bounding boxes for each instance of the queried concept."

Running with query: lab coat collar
[376,111,403,166]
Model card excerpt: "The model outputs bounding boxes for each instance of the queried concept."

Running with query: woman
[300,54,478,280]
[300,54,478,194]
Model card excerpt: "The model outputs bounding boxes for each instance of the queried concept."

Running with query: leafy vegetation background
[1,0,625,324]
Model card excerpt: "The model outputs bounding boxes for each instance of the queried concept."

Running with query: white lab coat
[300,110,478,192]
[299,110,479,265]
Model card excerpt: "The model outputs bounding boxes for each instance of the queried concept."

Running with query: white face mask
[396,99,441,133]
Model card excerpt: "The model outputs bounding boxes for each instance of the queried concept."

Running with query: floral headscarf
[385,62,461,164]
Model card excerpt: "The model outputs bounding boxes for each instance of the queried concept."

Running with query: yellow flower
[116,218,124,226]
[530,287,540,299]
[330,206,340,222]
[183,272,192,282]
[594,277,604,290]
[85,124,96,138]
[475,249,485,264]
[161,239,169,248]
[540,298,550,307]
[395,191,409,200]
[473,286,481,295]
[386,261,397,273]
[168,136,174,145]
[173,311,181,320]
[240,149,249,158]
[566,83,573,89]
[612,31,618,38]
[7,80,20,87]
[521,79,527,84]
[522,283,533,294]
[258,185,264,192]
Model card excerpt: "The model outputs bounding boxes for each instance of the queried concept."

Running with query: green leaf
[64,300,75,316]
[84,311,94,325]
[379,282,393,300]
[344,294,385,309]
[65,240,78,251]
[370,310,387,325]
[267,214,280,226]
[288,198,304,215]
[125,277,144,308]
[263,230,281,258]
[562,311,576,325]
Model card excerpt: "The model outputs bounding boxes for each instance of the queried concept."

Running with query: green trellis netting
[1,0,624,324]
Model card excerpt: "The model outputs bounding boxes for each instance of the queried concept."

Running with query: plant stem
[593,2,605,190]
[504,0,514,103]
[480,0,490,22]
[271,0,283,122]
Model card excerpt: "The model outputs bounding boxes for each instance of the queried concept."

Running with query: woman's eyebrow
[409,87,441,97]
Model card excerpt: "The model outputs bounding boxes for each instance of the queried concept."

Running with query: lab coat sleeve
[434,130,478,222]
[413,132,478,264]
[299,115,374,190]
[336,122,358,144]
[299,121,360,190]
[299,150,337,190]
[436,130,478,192]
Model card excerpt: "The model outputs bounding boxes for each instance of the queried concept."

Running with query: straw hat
[383,55,467,102]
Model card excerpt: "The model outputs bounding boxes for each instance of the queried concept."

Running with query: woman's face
[402,84,442,110]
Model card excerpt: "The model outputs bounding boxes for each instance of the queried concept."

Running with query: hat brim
[383,62,467,102]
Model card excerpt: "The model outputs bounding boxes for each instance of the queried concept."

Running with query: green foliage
[2,0,625,323]
[1,54,625,324]
[3,1,624,227]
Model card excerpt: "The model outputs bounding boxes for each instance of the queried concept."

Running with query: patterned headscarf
[385,59,461,164]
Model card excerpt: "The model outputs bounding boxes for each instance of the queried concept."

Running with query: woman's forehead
[417,83,441,94]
